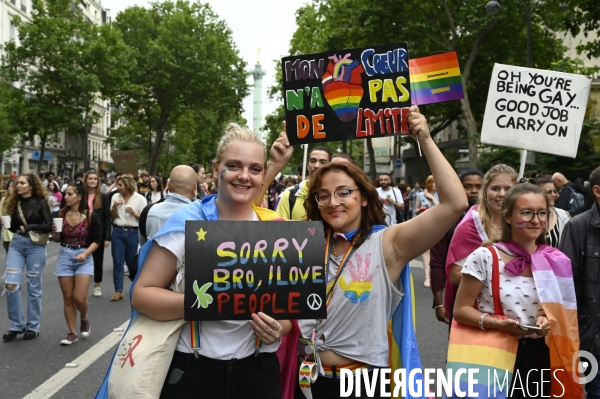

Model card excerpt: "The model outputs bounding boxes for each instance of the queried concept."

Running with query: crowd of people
[1,107,598,399]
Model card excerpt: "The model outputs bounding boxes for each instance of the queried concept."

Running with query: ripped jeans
[3,233,47,332]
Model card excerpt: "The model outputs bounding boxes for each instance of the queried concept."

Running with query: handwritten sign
[184,221,326,321]
[481,64,591,158]
[281,43,411,146]
[111,150,138,176]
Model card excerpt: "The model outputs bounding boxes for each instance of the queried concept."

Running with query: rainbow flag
[409,52,464,105]
[388,264,433,398]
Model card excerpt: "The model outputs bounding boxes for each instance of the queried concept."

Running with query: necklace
[332,241,338,257]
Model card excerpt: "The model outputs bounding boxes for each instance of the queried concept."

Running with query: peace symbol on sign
[307,294,323,310]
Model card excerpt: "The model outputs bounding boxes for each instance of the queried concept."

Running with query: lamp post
[485,0,541,178]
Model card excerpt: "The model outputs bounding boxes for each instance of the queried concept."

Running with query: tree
[111,0,249,175]
[0,0,132,173]
[543,0,600,59]
[263,0,566,179]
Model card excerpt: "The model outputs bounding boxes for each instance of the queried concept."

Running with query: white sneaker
[123,267,130,276]
[93,286,102,297]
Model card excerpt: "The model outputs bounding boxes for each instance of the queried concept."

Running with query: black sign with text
[184,221,327,321]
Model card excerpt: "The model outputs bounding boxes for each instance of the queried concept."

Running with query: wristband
[479,313,490,330]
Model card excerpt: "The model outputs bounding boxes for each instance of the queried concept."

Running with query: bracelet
[432,304,444,310]
[479,313,490,330]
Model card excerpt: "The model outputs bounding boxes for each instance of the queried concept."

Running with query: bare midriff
[318,350,357,366]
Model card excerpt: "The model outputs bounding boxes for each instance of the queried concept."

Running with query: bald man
[552,172,586,215]
[139,165,198,245]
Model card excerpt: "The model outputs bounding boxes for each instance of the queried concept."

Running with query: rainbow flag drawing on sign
[409,52,464,105]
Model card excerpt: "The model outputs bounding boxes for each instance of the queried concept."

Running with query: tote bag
[107,312,186,399]
[443,246,518,399]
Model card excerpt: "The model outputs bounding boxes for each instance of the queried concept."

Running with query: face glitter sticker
[220,168,228,180]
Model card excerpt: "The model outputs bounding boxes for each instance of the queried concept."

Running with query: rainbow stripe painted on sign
[409,52,464,105]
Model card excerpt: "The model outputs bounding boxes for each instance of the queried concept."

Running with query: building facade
[0,0,113,178]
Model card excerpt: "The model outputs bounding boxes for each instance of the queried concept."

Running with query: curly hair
[84,171,103,210]
[5,174,48,215]
[116,175,137,194]
[304,163,387,249]
[489,183,549,246]
[478,164,518,239]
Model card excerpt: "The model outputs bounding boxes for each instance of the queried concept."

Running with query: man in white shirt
[376,172,404,226]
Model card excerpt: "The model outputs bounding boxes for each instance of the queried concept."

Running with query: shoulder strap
[484,245,503,316]
[139,202,157,240]
[288,184,300,216]
[17,202,27,226]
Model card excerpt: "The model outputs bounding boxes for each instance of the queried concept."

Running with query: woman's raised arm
[382,106,468,282]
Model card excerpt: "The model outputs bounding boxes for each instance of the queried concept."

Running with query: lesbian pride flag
[409,52,464,105]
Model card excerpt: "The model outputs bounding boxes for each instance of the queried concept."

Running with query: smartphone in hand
[519,324,542,331]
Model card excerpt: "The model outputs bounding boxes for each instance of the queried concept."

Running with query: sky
[100,0,308,133]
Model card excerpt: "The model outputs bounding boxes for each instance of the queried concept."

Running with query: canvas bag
[443,246,518,399]
[107,312,186,399]
[107,254,186,399]
[17,202,49,246]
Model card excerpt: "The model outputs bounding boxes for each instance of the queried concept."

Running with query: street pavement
[0,243,449,398]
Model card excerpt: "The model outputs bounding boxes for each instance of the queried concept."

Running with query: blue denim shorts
[54,246,94,277]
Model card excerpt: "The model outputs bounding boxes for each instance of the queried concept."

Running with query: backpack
[128,200,162,281]
[566,185,585,216]
[287,183,301,218]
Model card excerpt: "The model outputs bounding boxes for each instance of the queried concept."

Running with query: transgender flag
[409,52,464,105]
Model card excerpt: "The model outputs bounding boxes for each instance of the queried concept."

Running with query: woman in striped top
[536,177,570,248]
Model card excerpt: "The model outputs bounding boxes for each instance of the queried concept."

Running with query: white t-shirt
[110,192,146,227]
[462,246,543,325]
[376,187,402,226]
[153,212,280,359]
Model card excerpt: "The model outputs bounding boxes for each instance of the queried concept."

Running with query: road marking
[23,319,130,399]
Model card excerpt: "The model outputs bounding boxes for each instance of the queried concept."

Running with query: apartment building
[0,0,113,178]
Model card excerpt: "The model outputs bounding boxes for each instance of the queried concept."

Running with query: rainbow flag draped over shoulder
[495,243,584,398]
[388,264,431,399]
[409,52,464,105]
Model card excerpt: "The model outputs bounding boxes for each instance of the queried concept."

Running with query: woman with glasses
[453,181,582,398]
[536,177,570,248]
[84,171,111,298]
[297,106,468,397]
[2,174,52,342]
[52,181,102,345]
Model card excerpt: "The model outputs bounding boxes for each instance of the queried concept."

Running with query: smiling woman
[115,123,294,399]
[452,182,583,398]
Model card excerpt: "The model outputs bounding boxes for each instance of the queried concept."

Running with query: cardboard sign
[481,64,591,158]
[281,43,411,145]
[409,52,464,105]
[111,150,138,176]
[184,221,326,321]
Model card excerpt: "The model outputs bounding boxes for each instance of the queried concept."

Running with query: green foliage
[0,0,132,173]
[263,0,567,176]
[543,0,600,59]
[111,0,249,175]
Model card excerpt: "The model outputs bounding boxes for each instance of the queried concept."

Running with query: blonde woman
[444,164,517,319]
[109,175,145,301]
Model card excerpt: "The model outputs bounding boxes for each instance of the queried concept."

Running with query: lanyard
[302,229,360,360]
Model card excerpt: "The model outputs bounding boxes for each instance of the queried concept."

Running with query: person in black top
[51,181,102,345]
[2,173,52,342]
[84,171,111,298]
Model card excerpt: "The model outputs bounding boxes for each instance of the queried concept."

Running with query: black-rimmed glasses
[315,188,359,207]
[519,209,549,222]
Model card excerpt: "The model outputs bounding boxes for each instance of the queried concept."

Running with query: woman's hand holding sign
[249,312,292,345]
